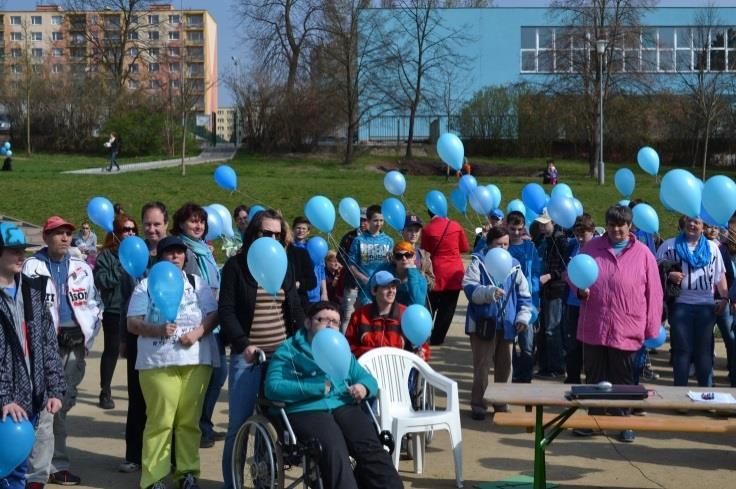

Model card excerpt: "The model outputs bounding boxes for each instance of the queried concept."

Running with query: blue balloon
[644,324,667,349]
[5,150,12,157]
[572,198,584,217]
[401,304,432,347]
[437,133,464,171]
[522,183,547,215]
[459,175,478,196]
[312,328,352,382]
[3,142,9,150]
[382,197,406,232]
[507,199,526,215]
[247,237,287,295]
[119,236,148,279]
[568,254,599,289]
[469,186,493,215]
[425,190,448,218]
[338,197,361,229]
[700,204,721,227]
[614,168,636,197]
[0,147,6,155]
[661,169,702,218]
[525,207,538,230]
[703,175,736,227]
[486,184,502,210]
[618,200,630,207]
[249,204,266,219]
[483,247,513,285]
[148,261,185,322]
[214,165,237,191]
[208,203,235,239]
[450,187,467,214]
[633,203,659,234]
[659,187,675,212]
[87,196,115,233]
[307,236,328,264]
[637,147,660,176]
[548,195,577,229]
[0,418,35,478]
[551,183,573,200]
[203,206,223,241]
[384,171,406,196]
[305,196,335,234]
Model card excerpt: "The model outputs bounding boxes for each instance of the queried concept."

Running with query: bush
[102,107,165,157]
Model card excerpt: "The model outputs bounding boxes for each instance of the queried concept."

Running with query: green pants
[139,364,213,488]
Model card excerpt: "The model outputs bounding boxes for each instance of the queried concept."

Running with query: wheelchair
[230,352,394,489]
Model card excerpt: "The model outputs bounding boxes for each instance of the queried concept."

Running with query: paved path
[63,144,237,175]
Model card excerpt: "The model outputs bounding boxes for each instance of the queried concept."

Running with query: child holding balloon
[463,227,532,420]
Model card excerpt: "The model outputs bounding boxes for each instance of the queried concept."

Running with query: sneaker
[149,481,167,489]
[99,392,115,410]
[179,474,200,489]
[26,483,45,489]
[117,461,141,473]
[470,410,486,421]
[571,428,602,437]
[211,430,226,441]
[631,408,647,416]
[48,470,81,486]
[199,436,215,449]
[618,429,636,443]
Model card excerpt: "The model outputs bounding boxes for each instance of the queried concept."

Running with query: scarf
[675,233,711,269]
[180,234,220,288]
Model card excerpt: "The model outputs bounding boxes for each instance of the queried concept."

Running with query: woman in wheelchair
[264,301,403,489]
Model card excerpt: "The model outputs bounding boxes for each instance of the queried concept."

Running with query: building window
[31,32,43,42]
[51,15,63,25]
[187,31,204,42]
[187,62,204,76]
[10,16,21,25]
[187,14,203,26]
[186,46,204,59]
[52,64,63,74]
[149,79,161,89]
[148,15,159,25]
[149,62,160,72]
[169,62,180,72]
[52,48,64,57]
[149,31,160,41]
[168,47,180,57]
[129,63,139,73]
[31,16,42,25]
[11,64,22,74]
[168,31,180,41]
[128,79,140,89]
[11,48,21,58]
[11,32,22,41]
[169,14,180,24]
[70,47,86,58]
[128,47,139,56]
[170,79,180,89]
[128,31,139,40]
[520,27,537,72]
[32,48,43,58]
[52,32,64,41]
[149,47,160,58]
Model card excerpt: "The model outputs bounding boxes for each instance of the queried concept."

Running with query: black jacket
[536,226,570,300]
[286,245,317,312]
[219,252,305,354]
[0,274,66,417]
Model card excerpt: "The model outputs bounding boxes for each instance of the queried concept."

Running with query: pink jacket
[568,235,663,352]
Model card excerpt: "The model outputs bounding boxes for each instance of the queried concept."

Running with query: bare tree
[374,0,471,159]
[548,0,656,178]
[679,3,729,179]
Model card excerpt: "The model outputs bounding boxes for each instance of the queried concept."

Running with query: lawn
[0,149,730,246]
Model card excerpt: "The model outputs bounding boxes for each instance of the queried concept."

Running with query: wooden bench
[494,410,736,434]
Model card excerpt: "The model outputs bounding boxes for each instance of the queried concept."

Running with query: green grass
[1,150,733,245]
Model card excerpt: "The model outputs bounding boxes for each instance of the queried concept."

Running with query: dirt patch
[376,159,541,178]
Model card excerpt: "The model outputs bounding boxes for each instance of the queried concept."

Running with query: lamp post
[596,38,607,185]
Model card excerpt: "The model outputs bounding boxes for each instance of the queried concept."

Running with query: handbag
[58,325,85,349]
[475,317,498,340]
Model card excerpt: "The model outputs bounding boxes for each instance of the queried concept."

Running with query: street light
[596,38,607,185]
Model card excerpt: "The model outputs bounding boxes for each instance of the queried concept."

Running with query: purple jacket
[569,235,663,352]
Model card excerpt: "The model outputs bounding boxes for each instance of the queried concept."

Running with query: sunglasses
[122,227,136,233]
[394,252,414,260]
[259,230,281,239]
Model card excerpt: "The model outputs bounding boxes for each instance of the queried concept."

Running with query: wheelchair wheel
[231,415,285,489]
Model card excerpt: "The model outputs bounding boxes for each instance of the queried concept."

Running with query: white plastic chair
[358,347,463,488]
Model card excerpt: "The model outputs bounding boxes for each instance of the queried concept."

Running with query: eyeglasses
[259,230,281,239]
[312,316,340,327]
[394,252,414,260]
[122,227,136,233]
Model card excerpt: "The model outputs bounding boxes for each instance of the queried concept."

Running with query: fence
[358,115,459,143]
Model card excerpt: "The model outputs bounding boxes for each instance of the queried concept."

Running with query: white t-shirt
[656,238,725,305]
[128,271,219,370]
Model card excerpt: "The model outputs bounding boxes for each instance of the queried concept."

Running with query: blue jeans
[200,333,228,439]
[670,303,716,387]
[715,305,736,386]
[221,353,264,489]
[541,297,565,374]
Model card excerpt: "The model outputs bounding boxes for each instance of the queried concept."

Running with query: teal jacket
[265,328,378,414]
[372,263,428,307]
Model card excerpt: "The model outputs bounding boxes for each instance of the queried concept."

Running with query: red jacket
[345,302,430,359]
[421,217,469,291]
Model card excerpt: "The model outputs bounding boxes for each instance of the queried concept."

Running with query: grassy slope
[1,151,730,244]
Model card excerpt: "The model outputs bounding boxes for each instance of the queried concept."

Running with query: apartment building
[0,3,217,118]
[216,107,245,144]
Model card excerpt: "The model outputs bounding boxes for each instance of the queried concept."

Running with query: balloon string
[400,194,415,216]
[232,188,264,206]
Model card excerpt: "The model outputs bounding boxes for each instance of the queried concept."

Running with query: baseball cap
[43,216,76,234]
[489,209,504,220]
[156,236,188,257]
[0,222,31,249]
[403,214,423,229]
[535,210,552,225]
[360,207,368,220]
[393,241,415,254]
[370,270,401,289]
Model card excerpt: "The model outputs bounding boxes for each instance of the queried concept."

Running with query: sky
[4,1,736,106]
